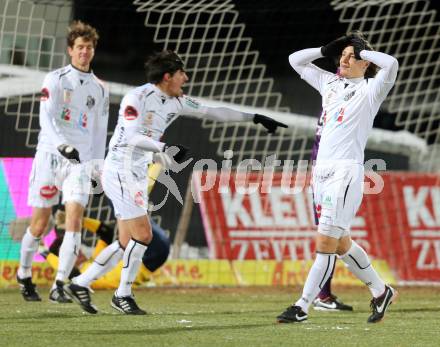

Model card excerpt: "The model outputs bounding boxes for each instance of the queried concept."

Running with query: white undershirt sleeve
[126,134,165,152]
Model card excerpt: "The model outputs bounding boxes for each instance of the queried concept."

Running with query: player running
[277,31,398,323]
[65,50,287,314]
[17,21,109,303]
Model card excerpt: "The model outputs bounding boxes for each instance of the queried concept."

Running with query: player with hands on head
[16,20,109,304]
[64,50,287,315]
[277,31,398,324]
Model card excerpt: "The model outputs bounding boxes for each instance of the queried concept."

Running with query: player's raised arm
[289,44,335,94]
[350,34,399,104]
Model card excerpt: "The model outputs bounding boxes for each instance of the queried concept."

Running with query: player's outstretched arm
[179,97,287,134]
[253,114,287,134]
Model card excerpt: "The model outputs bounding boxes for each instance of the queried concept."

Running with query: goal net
[0,0,439,287]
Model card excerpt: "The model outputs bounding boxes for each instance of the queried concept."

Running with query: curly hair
[67,20,99,48]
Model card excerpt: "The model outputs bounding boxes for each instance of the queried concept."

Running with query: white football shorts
[102,160,149,220]
[28,150,91,208]
[312,162,364,238]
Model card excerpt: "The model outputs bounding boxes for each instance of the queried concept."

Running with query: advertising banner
[195,171,440,283]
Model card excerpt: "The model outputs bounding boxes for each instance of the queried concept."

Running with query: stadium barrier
[0,157,438,287]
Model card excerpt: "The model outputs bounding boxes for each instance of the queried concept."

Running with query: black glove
[321,36,351,58]
[90,177,104,197]
[253,114,288,134]
[349,35,366,60]
[57,144,80,163]
[163,144,189,164]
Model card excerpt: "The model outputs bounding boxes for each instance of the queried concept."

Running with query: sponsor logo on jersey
[103,97,109,116]
[325,92,334,105]
[166,112,177,123]
[323,195,333,208]
[124,105,138,120]
[145,130,153,137]
[40,185,58,199]
[40,88,49,101]
[86,95,95,109]
[184,97,200,109]
[63,89,72,103]
[315,204,322,219]
[337,108,345,123]
[61,107,71,121]
[78,112,88,130]
[344,90,356,101]
[144,112,154,126]
[134,191,145,207]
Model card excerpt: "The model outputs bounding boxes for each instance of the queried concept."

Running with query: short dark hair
[67,20,99,48]
[144,50,185,84]
[348,30,378,78]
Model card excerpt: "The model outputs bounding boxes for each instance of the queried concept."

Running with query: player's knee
[144,233,153,245]
[137,228,153,245]
[30,224,46,237]
[316,224,341,253]
[30,217,51,237]
[66,218,82,231]
[336,236,352,255]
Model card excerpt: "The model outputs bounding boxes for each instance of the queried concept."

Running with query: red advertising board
[194,171,440,283]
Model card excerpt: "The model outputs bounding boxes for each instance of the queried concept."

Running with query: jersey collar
[69,64,93,82]
[344,76,364,85]
[152,84,173,100]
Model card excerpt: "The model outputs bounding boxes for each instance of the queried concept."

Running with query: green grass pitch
[1,286,438,347]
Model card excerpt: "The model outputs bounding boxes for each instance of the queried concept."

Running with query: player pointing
[277,31,398,323]
[65,50,287,314]
[17,21,109,303]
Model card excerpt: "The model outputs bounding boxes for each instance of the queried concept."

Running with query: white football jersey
[289,48,398,164]
[106,83,252,175]
[37,64,109,162]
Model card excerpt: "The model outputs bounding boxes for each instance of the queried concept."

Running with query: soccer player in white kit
[277,32,399,324]
[17,21,109,303]
[65,50,287,314]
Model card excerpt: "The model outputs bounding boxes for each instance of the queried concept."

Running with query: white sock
[116,239,148,297]
[73,241,124,288]
[18,228,40,278]
[55,231,81,284]
[340,241,385,297]
[295,253,336,313]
